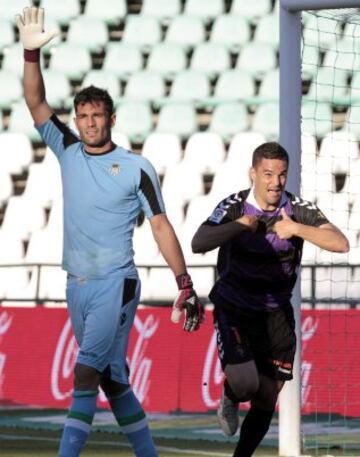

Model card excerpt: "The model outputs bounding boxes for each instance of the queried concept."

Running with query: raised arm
[16,6,59,124]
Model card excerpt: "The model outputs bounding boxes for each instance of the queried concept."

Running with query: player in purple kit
[192,142,349,457]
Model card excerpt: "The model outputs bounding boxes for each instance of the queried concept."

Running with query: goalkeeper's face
[74,101,115,149]
[250,158,288,210]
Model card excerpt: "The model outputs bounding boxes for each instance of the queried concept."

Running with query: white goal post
[279,1,360,456]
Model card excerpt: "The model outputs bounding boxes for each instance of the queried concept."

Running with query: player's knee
[225,362,259,401]
[252,376,282,410]
[74,363,100,391]
[100,377,129,398]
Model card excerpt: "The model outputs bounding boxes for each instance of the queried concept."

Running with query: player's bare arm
[150,213,204,332]
[16,6,59,124]
[273,208,349,252]
[192,215,258,254]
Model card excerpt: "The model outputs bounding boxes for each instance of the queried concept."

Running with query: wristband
[176,273,193,290]
[24,49,40,62]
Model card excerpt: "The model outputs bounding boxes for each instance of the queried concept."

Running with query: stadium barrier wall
[0,307,359,415]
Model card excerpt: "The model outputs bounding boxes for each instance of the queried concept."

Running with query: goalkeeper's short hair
[252,142,289,168]
[74,85,114,117]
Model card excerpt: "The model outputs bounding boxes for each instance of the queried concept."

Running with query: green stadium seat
[42,69,72,109]
[156,102,197,139]
[39,0,80,26]
[254,14,279,49]
[142,132,182,174]
[8,100,42,142]
[114,101,153,142]
[208,102,248,141]
[168,70,210,105]
[0,18,15,50]
[0,132,33,174]
[184,0,224,22]
[252,102,279,139]
[236,42,276,78]
[211,69,255,105]
[183,132,225,174]
[190,43,230,78]
[123,71,166,103]
[0,0,31,22]
[301,100,333,138]
[147,43,187,78]
[49,43,92,80]
[230,0,271,22]
[306,67,349,104]
[122,15,161,52]
[141,0,181,22]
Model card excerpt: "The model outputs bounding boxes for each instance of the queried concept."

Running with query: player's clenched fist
[15,6,59,50]
[236,215,258,232]
[171,273,205,332]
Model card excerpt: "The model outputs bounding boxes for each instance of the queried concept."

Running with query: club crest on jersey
[209,207,227,223]
[109,163,120,175]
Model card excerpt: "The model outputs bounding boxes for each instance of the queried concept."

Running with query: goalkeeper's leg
[101,377,158,457]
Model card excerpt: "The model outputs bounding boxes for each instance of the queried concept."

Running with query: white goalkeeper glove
[171,273,205,332]
[15,6,59,50]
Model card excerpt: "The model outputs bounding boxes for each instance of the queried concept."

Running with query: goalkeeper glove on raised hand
[15,6,59,51]
[171,273,205,332]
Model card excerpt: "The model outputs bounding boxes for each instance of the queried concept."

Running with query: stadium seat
[0,18,15,50]
[301,101,333,138]
[210,14,250,52]
[227,131,266,167]
[0,132,33,174]
[146,267,177,300]
[67,16,108,53]
[315,267,351,301]
[230,0,271,21]
[236,42,276,77]
[39,0,80,25]
[0,170,13,205]
[301,133,318,172]
[161,162,204,206]
[303,14,342,48]
[316,192,350,232]
[42,69,72,109]
[39,266,67,302]
[0,70,22,109]
[0,0,31,21]
[300,266,312,299]
[8,100,42,142]
[212,69,255,104]
[348,158,360,204]
[348,189,360,232]
[183,132,225,174]
[301,44,321,80]
[141,0,181,21]
[114,101,153,142]
[313,156,336,196]
[181,194,215,241]
[141,132,182,174]
[146,43,187,78]
[1,196,46,241]
[165,15,205,50]
[25,228,62,264]
[123,71,165,103]
[319,130,358,174]
[253,14,279,49]
[252,102,279,139]
[209,162,250,204]
[343,105,360,140]
[84,0,127,25]
[82,70,122,104]
[133,222,159,266]
[122,15,161,51]
[323,39,360,75]
[137,267,150,301]
[301,241,317,265]
[2,43,42,77]
[183,0,224,22]
[190,43,230,78]
[22,161,62,208]
[187,267,215,297]
[156,102,197,139]
[306,67,348,103]
[0,265,36,303]
[208,102,248,141]
[112,132,131,150]
[103,43,143,80]
[0,230,25,264]
[168,70,210,104]
[350,72,360,102]
[257,68,279,101]
[49,43,91,80]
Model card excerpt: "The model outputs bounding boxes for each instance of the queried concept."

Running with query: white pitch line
[0,434,230,456]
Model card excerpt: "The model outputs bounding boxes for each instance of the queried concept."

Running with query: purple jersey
[207,188,329,311]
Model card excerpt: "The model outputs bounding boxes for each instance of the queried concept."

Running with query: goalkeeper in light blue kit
[16,7,204,457]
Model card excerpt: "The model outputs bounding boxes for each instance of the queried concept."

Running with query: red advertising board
[0,307,359,416]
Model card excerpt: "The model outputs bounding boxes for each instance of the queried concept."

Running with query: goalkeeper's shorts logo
[109,163,121,175]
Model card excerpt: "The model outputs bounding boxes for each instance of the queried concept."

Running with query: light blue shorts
[66,271,140,384]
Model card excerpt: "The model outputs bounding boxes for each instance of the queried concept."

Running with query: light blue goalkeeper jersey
[36,114,165,278]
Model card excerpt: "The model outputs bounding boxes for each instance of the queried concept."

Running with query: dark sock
[233,407,274,457]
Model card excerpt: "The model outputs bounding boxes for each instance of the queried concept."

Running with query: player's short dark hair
[74,85,114,117]
[252,142,289,168]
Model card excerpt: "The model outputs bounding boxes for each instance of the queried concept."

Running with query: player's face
[74,101,115,149]
[250,158,288,210]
